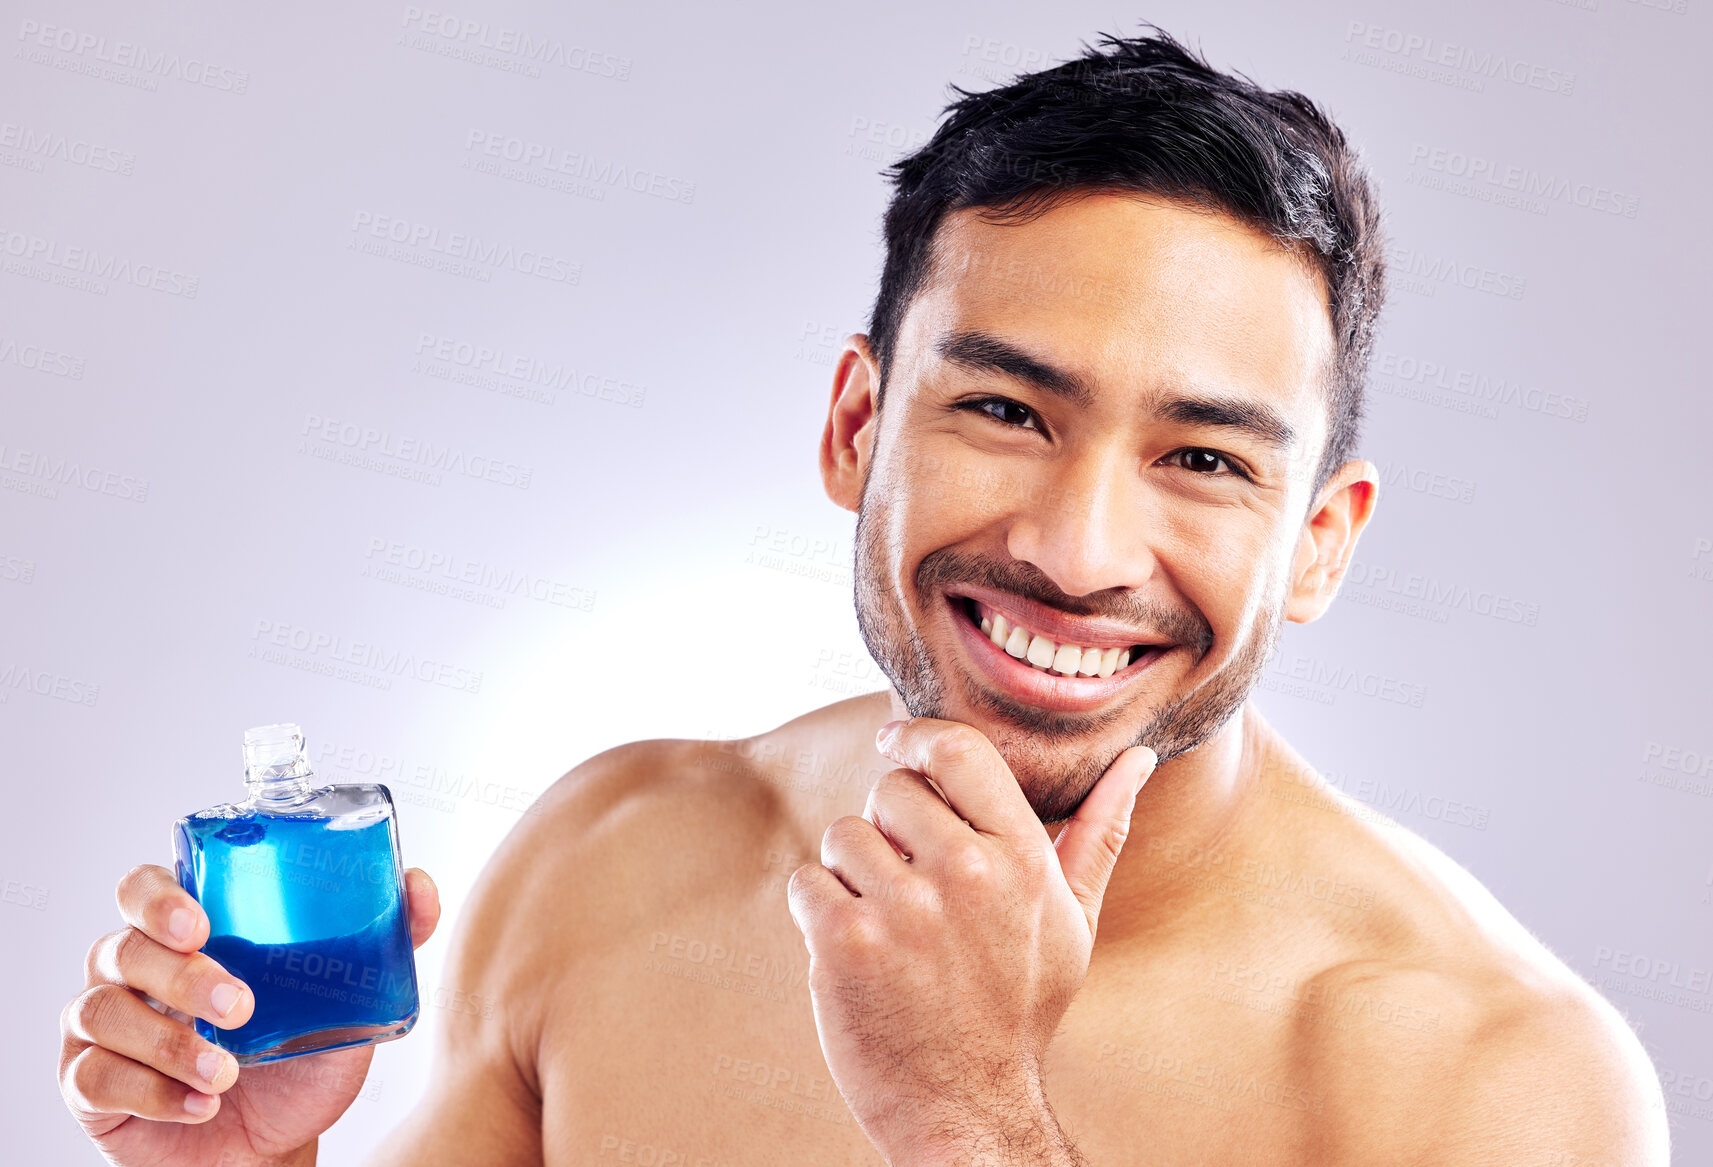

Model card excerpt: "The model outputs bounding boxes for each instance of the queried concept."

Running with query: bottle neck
[245,754,315,807]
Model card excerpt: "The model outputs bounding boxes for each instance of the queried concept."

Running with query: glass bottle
[172,723,419,1064]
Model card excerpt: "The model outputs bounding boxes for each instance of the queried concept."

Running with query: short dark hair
[867,27,1387,489]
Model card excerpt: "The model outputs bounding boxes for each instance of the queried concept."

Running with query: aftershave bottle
[172,723,419,1064]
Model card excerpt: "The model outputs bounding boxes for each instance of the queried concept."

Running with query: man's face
[840,193,1344,822]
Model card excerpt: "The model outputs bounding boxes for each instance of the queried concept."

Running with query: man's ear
[1285,460,1380,624]
[820,333,882,513]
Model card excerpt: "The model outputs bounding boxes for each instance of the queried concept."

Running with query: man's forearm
[889,1091,1091,1167]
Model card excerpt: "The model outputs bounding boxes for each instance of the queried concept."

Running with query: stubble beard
[851,482,1285,823]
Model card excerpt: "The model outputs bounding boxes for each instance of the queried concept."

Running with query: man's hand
[787,718,1156,1166]
[58,863,440,1167]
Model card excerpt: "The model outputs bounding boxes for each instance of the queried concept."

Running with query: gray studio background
[3,0,1709,1162]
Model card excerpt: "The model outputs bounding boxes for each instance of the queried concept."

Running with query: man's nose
[1003,450,1158,598]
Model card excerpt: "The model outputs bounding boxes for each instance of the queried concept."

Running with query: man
[59,30,1666,1167]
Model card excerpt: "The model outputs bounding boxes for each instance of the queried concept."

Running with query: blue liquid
[174,810,418,1062]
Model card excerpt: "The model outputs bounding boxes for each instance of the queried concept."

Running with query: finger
[862,766,968,861]
[786,862,858,947]
[820,815,906,897]
[1054,745,1156,938]
[115,864,208,954]
[89,928,254,1030]
[62,984,240,1095]
[875,718,1035,838]
[62,1044,224,1125]
[404,868,440,949]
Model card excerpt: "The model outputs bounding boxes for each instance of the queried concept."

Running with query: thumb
[1053,745,1157,939]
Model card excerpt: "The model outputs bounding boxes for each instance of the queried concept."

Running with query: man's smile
[940,583,1172,714]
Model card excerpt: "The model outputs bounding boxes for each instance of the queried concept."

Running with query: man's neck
[1096,705,1270,942]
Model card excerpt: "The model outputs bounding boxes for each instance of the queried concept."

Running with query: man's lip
[943,592,1166,713]
[943,583,1170,651]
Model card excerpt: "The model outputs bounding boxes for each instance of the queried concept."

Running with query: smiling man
[60,30,1667,1167]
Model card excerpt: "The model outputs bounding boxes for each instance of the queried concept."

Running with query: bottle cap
[244,723,309,781]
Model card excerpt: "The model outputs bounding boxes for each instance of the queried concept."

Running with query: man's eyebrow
[1155,394,1298,452]
[935,330,1094,407]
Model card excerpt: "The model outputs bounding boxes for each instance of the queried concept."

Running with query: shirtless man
[58,31,1666,1167]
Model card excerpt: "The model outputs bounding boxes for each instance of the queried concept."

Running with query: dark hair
[867,27,1387,488]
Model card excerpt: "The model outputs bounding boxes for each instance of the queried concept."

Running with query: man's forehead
[902,193,1335,426]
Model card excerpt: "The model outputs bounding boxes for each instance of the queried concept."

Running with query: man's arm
[1311,965,1669,1166]
[364,743,666,1167]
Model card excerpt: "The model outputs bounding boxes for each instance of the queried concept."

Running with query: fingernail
[183,1091,215,1116]
[210,983,241,1018]
[167,909,194,943]
[196,1049,225,1086]
[875,721,904,753]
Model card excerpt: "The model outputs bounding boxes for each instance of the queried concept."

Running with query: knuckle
[87,928,129,982]
[1012,839,1051,876]
[66,1046,120,1109]
[935,725,990,768]
[166,954,218,1010]
[68,984,126,1041]
[873,767,915,801]
[111,927,154,979]
[831,906,885,958]
[150,1021,200,1072]
[787,862,831,908]
[946,842,994,886]
[821,815,869,856]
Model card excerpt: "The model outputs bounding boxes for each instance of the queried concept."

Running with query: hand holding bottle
[57,862,439,1167]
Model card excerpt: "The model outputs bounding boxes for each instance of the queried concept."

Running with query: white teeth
[1051,643,1083,676]
[972,601,1143,679]
[1098,646,1121,678]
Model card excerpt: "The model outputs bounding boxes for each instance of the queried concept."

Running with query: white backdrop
[4,0,1710,1162]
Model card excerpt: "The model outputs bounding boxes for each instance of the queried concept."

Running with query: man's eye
[971,398,1041,431]
[1168,448,1235,475]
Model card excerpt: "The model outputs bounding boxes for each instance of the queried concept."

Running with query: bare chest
[533,921,1321,1167]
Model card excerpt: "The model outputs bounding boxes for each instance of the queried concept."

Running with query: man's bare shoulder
[1296,952,1667,1165]
[442,696,886,1008]
[1248,732,1668,1163]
